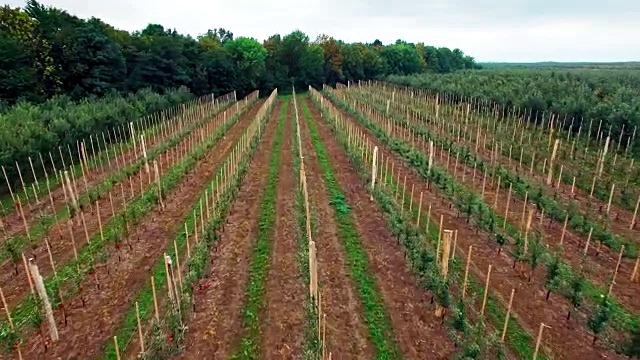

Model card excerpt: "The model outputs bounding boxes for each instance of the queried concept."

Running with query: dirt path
[260,100,306,359]
[306,98,455,360]
[175,100,281,360]
[299,100,374,359]
[15,101,263,359]
[0,105,243,312]
[325,94,628,360]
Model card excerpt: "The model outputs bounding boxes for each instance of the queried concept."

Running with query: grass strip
[103,97,274,360]
[300,99,400,360]
[0,100,235,267]
[328,89,638,353]
[0,99,253,353]
[230,99,286,359]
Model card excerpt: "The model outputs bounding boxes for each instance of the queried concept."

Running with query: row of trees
[0,0,478,106]
[386,68,640,154]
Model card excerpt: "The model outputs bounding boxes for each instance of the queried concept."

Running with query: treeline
[386,68,640,154]
[0,0,478,106]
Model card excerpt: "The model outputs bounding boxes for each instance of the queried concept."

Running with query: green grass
[230,98,287,360]
[300,99,400,360]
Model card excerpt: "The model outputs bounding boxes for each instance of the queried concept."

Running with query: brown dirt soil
[307,98,456,360]
[0,108,201,238]
[174,100,281,360]
[259,100,306,359]
[13,101,263,359]
[330,93,628,360]
[299,100,374,359]
[0,106,242,313]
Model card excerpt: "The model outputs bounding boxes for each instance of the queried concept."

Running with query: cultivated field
[0,83,637,360]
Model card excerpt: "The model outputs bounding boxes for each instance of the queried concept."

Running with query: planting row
[322,85,637,358]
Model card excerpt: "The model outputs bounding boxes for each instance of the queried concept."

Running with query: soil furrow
[260,100,306,359]
[327,94,628,360]
[307,98,455,360]
[299,100,374,359]
[175,100,281,360]
[15,101,262,359]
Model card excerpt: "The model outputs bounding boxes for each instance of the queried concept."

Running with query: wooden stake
[533,323,548,360]
[135,302,144,353]
[462,245,472,298]
[0,286,13,329]
[151,277,159,321]
[28,258,58,341]
[417,192,423,227]
[608,245,625,296]
[501,289,515,342]
[481,265,492,317]
[113,336,121,360]
[631,256,639,282]
[22,253,34,295]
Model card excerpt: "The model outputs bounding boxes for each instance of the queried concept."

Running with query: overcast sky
[6,0,640,62]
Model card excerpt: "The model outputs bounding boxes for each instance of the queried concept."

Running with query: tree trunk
[546,289,552,300]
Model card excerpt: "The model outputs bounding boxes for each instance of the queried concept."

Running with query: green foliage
[589,297,613,344]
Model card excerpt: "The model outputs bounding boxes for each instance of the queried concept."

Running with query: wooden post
[608,245,625,296]
[607,183,615,215]
[435,229,453,317]
[501,288,515,342]
[154,161,164,209]
[0,286,13,329]
[151,276,159,321]
[533,323,548,360]
[370,146,378,201]
[631,256,639,282]
[631,194,640,229]
[503,184,512,229]
[481,265,492,317]
[113,336,121,360]
[462,245,472,298]
[28,258,58,342]
[135,302,145,353]
[559,213,568,245]
[417,192,423,227]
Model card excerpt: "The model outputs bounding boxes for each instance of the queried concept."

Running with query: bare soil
[307,98,456,360]
[175,100,280,360]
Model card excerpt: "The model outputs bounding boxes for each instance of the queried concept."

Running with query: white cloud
[5,0,640,62]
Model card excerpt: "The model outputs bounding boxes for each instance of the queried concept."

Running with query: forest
[0,0,477,190]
